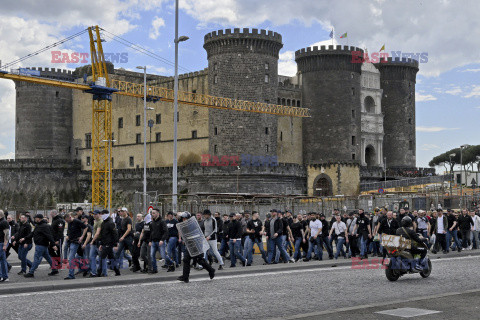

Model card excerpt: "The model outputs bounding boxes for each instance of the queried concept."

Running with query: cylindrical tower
[375,57,418,168]
[295,45,363,163]
[203,28,283,156]
[15,67,74,160]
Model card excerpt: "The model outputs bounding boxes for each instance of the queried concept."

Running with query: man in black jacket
[49,210,65,263]
[149,209,172,273]
[376,211,399,261]
[266,210,294,264]
[24,214,58,278]
[226,213,246,267]
[99,211,120,276]
[11,213,33,275]
[458,209,474,249]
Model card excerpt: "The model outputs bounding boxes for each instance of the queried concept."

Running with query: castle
[11,28,419,202]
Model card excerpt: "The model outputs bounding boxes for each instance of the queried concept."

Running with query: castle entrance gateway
[313,174,333,197]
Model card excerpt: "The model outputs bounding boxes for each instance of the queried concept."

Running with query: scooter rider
[396,216,427,272]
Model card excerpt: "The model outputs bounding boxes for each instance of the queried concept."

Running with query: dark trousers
[435,233,447,252]
[348,235,359,256]
[460,230,470,248]
[182,250,214,280]
[131,237,141,268]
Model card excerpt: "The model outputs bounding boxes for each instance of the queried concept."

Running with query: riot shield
[176,217,209,256]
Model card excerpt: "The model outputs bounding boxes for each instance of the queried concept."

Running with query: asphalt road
[1,253,479,320]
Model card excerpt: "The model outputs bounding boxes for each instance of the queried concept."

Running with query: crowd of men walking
[0,204,479,282]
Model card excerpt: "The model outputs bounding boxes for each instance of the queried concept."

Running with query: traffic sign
[378,188,385,194]
[147,206,154,214]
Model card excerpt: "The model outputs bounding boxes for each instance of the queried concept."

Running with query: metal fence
[360,175,451,191]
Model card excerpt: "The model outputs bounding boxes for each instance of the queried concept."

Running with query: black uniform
[99,217,119,275]
[50,215,65,259]
[177,217,215,283]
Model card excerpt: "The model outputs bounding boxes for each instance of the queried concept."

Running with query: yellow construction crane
[0,25,310,209]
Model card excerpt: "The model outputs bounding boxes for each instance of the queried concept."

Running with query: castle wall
[15,68,75,160]
[296,45,363,164]
[375,57,418,167]
[0,159,86,210]
[204,28,283,157]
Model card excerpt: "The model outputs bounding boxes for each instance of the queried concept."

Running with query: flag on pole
[340,32,347,38]
[329,29,334,39]
[379,44,385,51]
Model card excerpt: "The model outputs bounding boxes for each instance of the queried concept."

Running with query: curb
[0,259,353,295]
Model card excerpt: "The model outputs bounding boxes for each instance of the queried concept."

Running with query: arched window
[364,96,375,113]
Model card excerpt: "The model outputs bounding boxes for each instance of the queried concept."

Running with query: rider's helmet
[401,216,413,228]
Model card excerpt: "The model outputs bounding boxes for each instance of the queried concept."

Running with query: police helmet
[401,216,413,228]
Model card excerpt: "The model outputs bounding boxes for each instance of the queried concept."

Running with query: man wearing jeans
[266,210,294,264]
[0,210,10,282]
[165,212,180,269]
[24,214,58,278]
[244,211,267,266]
[353,209,372,259]
[458,210,473,249]
[290,215,306,262]
[226,213,245,267]
[304,212,323,261]
[446,211,462,252]
[11,213,33,275]
[64,213,87,280]
[149,209,173,273]
[114,208,137,271]
[329,214,349,259]
[202,210,224,270]
[470,211,480,249]
[88,210,103,277]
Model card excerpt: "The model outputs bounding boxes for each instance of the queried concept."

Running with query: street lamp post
[449,153,456,196]
[384,157,387,188]
[172,0,189,213]
[460,144,470,209]
[102,139,116,214]
[136,66,154,214]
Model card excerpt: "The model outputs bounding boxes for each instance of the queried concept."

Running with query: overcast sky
[0,0,479,171]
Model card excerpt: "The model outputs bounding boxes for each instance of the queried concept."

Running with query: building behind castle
[12,28,419,199]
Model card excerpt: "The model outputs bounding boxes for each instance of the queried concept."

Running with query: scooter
[384,246,432,281]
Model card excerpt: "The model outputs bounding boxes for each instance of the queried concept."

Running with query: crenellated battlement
[25,67,76,81]
[295,45,364,59]
[204,28,282,43]
[377,56,419,69]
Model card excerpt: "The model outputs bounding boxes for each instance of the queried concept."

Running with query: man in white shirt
[469,211,480,249]
[328,215,349,259]
[432,209,448,254]
[304,213,323,261]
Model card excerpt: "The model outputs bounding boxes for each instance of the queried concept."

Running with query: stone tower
[15,68,74,160]
[375,57,418,168]
[203,28,283,156]
[295,45,363,163]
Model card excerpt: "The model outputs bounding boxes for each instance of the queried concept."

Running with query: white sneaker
[0,278,9,282]
[467,245,473,250]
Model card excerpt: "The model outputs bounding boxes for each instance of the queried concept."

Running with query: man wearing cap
[87,210,103,277]
[165,212,180,269]
[23,214,58,278]
[74,207,84,219]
